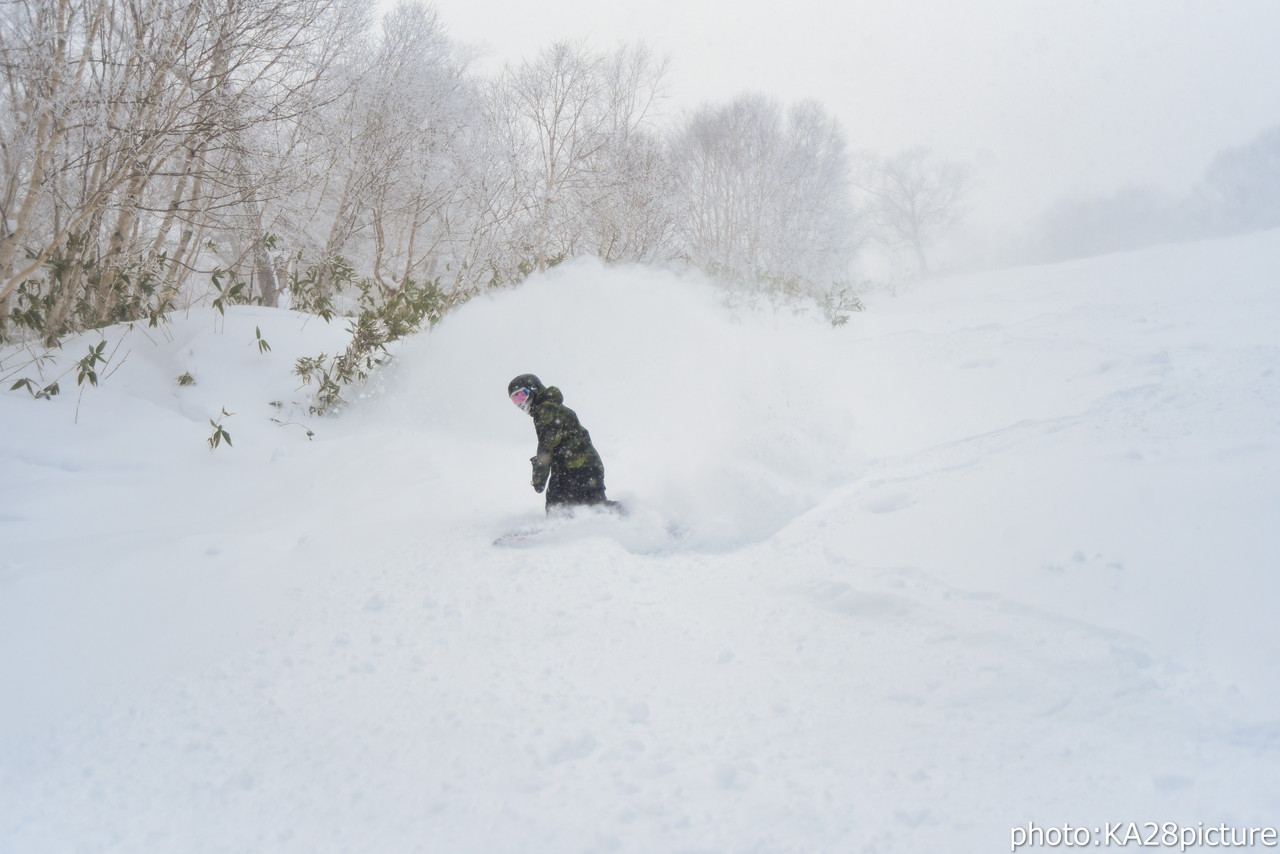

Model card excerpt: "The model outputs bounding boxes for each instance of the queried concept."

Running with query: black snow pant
[545,465,608,513]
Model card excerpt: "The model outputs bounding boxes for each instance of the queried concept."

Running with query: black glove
[530,456,545,493]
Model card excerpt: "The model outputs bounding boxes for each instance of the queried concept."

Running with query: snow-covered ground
[2,232,1278,853]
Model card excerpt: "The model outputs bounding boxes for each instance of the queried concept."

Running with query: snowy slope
[2,235,1279,853]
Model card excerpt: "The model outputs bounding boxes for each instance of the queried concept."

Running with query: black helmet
[507,373,544,396]
[508,373,544,413]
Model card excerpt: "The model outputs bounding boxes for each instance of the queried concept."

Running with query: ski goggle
[509,387,532,413]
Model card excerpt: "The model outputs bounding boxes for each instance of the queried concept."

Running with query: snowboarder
[507,373,613,513]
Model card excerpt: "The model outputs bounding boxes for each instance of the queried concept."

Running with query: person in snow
[507,373,613,513]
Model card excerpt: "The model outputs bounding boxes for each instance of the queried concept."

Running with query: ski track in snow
[2,237,1280,852]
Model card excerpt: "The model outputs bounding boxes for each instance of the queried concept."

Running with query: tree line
[0,0,972,346]
[1023,124,1280,264]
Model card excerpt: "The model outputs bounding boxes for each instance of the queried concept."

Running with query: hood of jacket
[533,386,563,408]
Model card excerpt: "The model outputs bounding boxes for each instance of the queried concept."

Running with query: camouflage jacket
[529,386,604,492]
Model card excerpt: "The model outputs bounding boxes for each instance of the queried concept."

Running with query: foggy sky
[397,0,1280,245]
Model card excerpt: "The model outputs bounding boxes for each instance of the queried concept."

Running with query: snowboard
[491,503,690,551]
[492,525,549,547]
[492,502,627,548]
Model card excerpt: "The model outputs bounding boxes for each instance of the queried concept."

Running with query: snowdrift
[2,234,1279,853]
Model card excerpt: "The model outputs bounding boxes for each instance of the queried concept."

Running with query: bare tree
[291,3,470,289]
[855,147,973,275]
[669,94,859,291]
[574,44,677,264]
[500,40,607,272]
[491,40,670,273]
[434,89,528,292]
[579,127,679,263]
[364,4,478,291]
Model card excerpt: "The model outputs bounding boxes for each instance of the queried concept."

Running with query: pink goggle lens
[510,388,531,410]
